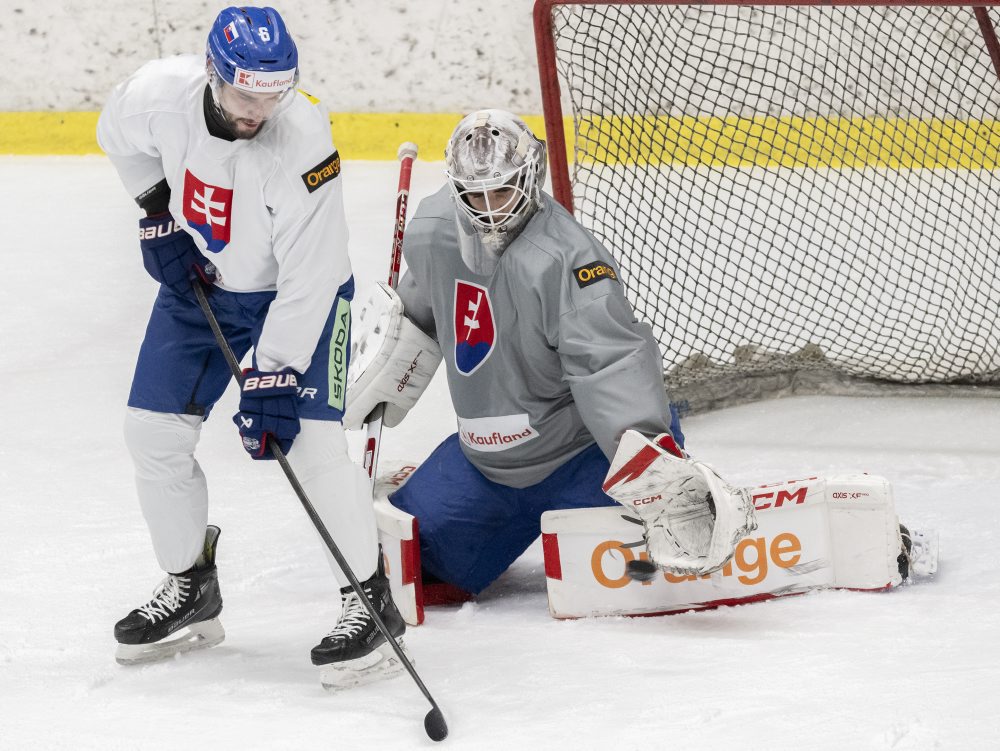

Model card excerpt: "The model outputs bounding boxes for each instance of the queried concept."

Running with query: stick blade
[424,707,448,742]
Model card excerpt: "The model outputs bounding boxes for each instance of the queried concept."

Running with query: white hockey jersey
[97,55,351,374]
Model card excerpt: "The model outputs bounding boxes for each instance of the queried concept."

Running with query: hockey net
[534,1,1000,412]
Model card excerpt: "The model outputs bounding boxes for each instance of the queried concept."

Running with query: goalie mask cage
[534,0,1000,413]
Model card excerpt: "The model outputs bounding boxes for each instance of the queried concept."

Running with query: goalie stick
[191,240,447,742]
[363,142,418,487]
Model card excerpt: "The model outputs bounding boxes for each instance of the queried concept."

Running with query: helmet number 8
[258,27,271,42]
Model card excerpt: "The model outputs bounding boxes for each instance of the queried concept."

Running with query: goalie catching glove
[342,282,442,430]
[602,430,757,576]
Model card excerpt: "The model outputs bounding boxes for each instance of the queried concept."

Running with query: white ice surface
[1,157,999,750]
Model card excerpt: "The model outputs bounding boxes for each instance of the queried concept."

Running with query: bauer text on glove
[233,368,302,459]
[139,213,217,293]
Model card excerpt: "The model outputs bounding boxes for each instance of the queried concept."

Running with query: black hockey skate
[311,555,408,690]
[114,526,225,665]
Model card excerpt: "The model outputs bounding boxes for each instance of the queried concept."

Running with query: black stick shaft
[191,279,447,733]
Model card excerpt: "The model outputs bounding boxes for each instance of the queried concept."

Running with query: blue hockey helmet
[207,7,299,94]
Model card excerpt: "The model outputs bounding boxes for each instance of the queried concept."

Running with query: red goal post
[534,1,1000,413]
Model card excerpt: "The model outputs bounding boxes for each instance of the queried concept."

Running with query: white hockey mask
[445,110,547,275]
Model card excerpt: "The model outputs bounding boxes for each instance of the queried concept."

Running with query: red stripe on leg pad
[407,516,424,625]
[401,537,418,585]
[543,532,562,580]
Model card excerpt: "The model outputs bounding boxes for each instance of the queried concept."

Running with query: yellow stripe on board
[0,111,559,160]
[0,112,103,155]
[333,113,562,161]
[5,111,997,168]
[578,115,1000,169]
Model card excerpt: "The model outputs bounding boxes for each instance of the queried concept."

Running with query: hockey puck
[626,558,659,582]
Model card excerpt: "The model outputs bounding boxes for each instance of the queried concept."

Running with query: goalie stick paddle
[191,277,448,743]
[362,142,419,486]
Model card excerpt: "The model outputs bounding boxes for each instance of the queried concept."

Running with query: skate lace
[137,575,191,623]
[324,590,371,640]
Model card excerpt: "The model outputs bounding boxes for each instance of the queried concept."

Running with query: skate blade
[320,638,410,691]
[115,617,226,666]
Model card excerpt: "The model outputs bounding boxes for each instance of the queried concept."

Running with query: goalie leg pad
[603,430,757,576]
[542,474,915,618]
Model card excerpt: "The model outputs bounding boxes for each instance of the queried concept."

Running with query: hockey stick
[362,142,419,486]
[191,275,447,742]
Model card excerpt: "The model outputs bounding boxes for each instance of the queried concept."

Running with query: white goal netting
[538,2,1000,410]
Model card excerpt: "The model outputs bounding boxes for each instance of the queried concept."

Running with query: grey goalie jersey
[396,185,674,488]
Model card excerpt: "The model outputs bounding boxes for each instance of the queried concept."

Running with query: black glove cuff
[135,178,171,216]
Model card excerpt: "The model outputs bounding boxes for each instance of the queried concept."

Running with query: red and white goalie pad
[372,463,934,623]
[372,463,424,626]
[542,473,910,619]
[343,282,442,431]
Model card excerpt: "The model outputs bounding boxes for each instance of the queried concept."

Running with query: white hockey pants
[123,407,378,585]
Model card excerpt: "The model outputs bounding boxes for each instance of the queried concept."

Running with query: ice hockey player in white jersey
[97,6,407,690]
[344,110,757,597]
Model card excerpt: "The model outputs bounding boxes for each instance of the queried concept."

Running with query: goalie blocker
[343,282,441,431]
[372,463,936,623]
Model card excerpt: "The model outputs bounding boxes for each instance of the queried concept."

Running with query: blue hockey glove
[233,368,302,460]
[139,213,217,293]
